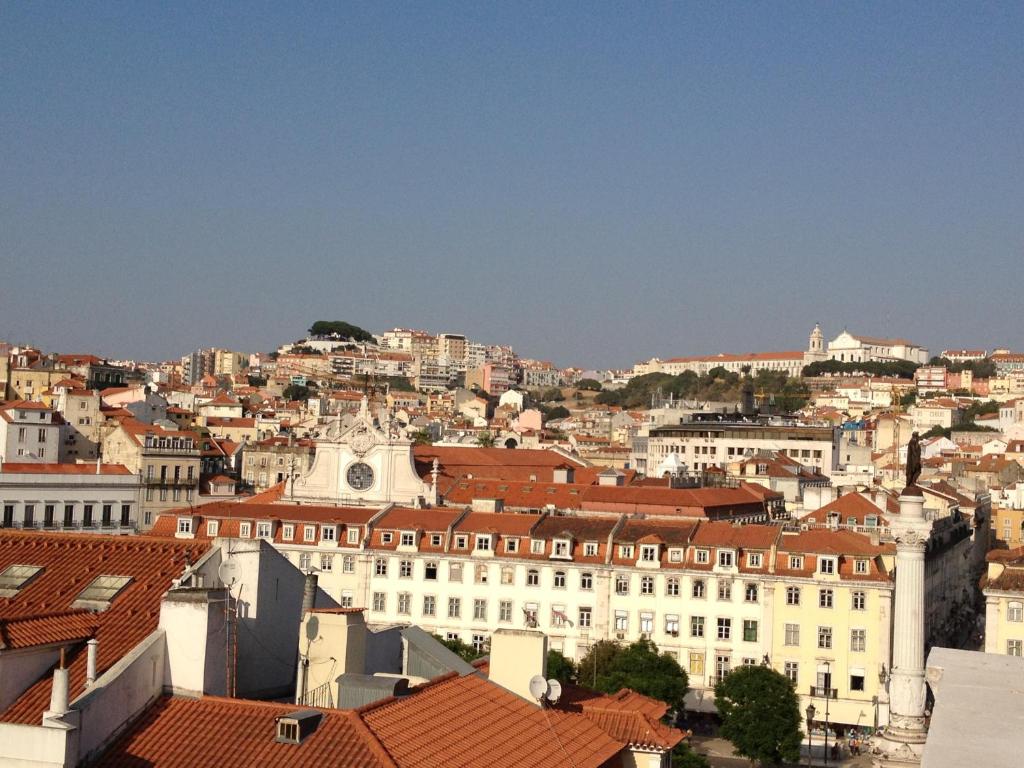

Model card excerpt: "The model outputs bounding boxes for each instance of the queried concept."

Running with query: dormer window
[584,541,598,557]
[475,534,491,551]
[381,532,393,545]
[208,520,220,537]
[0,564,44,597]
[400,531,416,547]
[74,574,133,609]
[257,522,272,539]
[552,539,570,558]
[304,525,316,542]
[321,525,336,542]
[695,549,709,564]
[854,559,868,574]
[177,517,193,535]
[865,515,879,528]
[789,555,804,570]
[668,548,683,563]
[506,538,519,553]
[819,557,836,575]
[239,522,252,538]
[455,534,469,549]
[530,539,544,554]
[619,544,634,559]
[747,552,763,568]
[640,544,658,562]
[282,523,293,540]
[430,533,443,547]
[347,527,360,545]
[718,550,735,568]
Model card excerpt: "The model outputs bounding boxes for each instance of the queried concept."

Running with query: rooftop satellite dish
[528,675,548,701]
[546,679,562,704]
[218,559,240,588]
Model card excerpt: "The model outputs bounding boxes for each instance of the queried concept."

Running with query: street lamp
[806,703,816,767]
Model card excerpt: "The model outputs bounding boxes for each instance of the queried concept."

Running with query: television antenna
[528,675,548,701]
[545,679,562,704]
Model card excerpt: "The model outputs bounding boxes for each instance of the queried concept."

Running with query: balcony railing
[809,686,838,699]
[298,680,334,709]
[0,520,137,534]
[143,477,197,487]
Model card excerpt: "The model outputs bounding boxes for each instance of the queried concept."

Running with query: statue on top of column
[905,431,922,489]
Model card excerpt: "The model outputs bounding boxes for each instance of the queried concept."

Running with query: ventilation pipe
[47,649,70,717]
[301,572,318,615]
[86,638,99,686]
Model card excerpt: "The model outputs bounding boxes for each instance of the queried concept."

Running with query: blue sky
[2,2,1021,368]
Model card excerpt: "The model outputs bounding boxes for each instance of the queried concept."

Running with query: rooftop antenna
[528,675,548,702]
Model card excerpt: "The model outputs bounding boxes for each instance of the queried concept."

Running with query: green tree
[410,428,433,446]
[577,378,603,391]
[671,742,710,768]
[283,384,310,401]
[540,387,565,402]
[247,374,267,387]
[577,639,688,711]
[545,405,570,421]
[714,665,802,766]
[547,649,576,684]
[476,432,496,448]
[433,634,484,662]
[308,320,375,342]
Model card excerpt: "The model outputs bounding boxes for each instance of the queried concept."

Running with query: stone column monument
[872,441,931,766]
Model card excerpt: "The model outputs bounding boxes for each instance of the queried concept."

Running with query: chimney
[301,572,318,615]
[489,629,547,703]
[86,638,99,686]
[45,649,70,719]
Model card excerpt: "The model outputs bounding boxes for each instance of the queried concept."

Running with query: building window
[400,560,413,578]
[1009,640,1023,656]
[554,571,567,588]
[744,583,758,602]
[320,554,333,572]
[640,544,658,562]
[372,592,386,612]
[400,532,415,547]
[614,611,628,632]
[819,589,834,608]
[321,526,336,542]
[718,550,734,568]
[580,572,593,590]
[499,600,513,622]
[639,611,654,634]
[641,575,654,595]
[527,568,539,586]
[666,577,680,596]
[256,522,271,539]
[455,534,468,549]
[855,558,868,574]
[83,504,94,527]
[299,552,311,570]
[784,661,799,683]
[552,539,569,557]
[177,517,192,534]
[423,595,436,616]
[818,626,833,649]
[695,549,709,564]
[304,525,316,542]
[619,545,634,559]
[718,580,732,601]
[381,532,393,545]
[784,623,800,646]
[852,590,866,610]
[743,620,758,642]
[396,592,411,615]
[500,566,514,585]
[851,629,866,652]
[689,652,705,677]
[475,534,491,551]
[347,528,360,545]
[282,524,294,540]
[717,618,731,640]
[747,552,763,568]
[850,672,865,691]
[615,574,629,595]
[693,579,706,598]
[63,504,74,527]
[789,555,803,570]
[342,555,354,573]
[669,548,683,563]
[531,539,544,554]
[375,558,388,576]
[424,561,438,580]
[472,634,488,653]
[473,599,487,621]
[340,591,354,608]
[584,542,598,557]
[786,586,800,605]
[448,597,461,619]
[449,562,463,582]
[1008,602,1024,622]
[664,613,680,636]
[819,557,836,575]
[505,538,518,553]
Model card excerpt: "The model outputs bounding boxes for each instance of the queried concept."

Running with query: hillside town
[0,321,1022,767]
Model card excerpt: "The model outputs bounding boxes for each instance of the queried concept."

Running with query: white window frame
[282,523,294,540]
[303,525,316,542]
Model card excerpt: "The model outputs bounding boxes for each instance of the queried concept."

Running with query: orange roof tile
[0,610,98,650]
[0,462,133,476]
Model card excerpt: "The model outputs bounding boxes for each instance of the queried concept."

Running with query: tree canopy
[714,665,802,766]
[433,634,484,662]
[539,386,565,402]
[547,649,576,684]
[282,384,311,401]
[476,432,496,448]
[544,405,570,421]
[802,358,919,379]
[308,320,375,342]
[576,639,687,711]
[596,370,809,412]
[576,378,603,391]
[928,356,997,379]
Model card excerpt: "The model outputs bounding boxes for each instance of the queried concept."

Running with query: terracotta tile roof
[205,416,256,428]
[359,672,623,768]
[245,481,286,503]
[690,521,779,550]
[0,609,98,650]
[94,695,396,768]
[664,351,805,363]
[578,707,682,750]
[0,462,133,476]
[452,511,543,537]
[0,531,208,723]
[802,493,890,526]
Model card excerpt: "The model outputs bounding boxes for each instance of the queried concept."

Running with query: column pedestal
[872,490,931,767]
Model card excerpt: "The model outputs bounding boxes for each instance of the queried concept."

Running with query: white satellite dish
[546,679,562,704]
[218,558,240,588]
[528,674,548,701]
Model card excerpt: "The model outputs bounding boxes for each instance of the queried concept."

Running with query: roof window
[0,564,44,597]
[73,574,133,610]
[275,710,323,744]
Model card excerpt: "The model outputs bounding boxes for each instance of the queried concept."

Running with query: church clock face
[346,462,374,491]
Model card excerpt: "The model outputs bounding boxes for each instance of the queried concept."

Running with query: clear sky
[2,2,1021,368]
